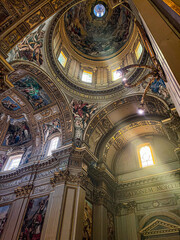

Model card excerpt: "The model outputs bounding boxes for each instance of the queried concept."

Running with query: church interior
[0,0,180,239]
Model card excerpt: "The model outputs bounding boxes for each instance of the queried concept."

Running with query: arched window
[138,144,155,168]
[47,137,60,156]
[3,154,22,171]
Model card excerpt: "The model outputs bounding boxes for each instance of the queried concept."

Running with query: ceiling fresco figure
[3,117,31,146]
[13,75,51,110]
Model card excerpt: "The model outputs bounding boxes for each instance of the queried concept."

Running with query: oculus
[93,3,106,18]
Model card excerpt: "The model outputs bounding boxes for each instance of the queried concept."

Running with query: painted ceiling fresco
[64,2,133,57]
[7,23,46,66]
[13,75,51,110]
[2,96,21,111]
[3,117,31,146]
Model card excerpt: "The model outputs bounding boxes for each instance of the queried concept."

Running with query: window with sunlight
[47,137,59,156]
[3,154,22,171]
[82,70,92,83]
[58,51,67,68]
[138,144,155,168]
[112,68,122,81]
[135,42,143,60]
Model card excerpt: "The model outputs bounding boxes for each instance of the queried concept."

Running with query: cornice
[117,169,180,190]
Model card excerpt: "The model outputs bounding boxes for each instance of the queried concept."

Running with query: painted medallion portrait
[2,96,21,111]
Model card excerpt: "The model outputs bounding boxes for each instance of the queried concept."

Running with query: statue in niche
[70,100,98,147]
[43,118,62,142]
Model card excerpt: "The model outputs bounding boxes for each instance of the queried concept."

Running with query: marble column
[116,213,138,240]
[93,204,108,240]
[58,184,86,240]
[41,183,65,240]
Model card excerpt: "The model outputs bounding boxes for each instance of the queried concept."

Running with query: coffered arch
[84,94,178,173]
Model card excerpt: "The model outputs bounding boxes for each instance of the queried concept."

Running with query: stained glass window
[135,42,143,60]
[82,70,92,83]
[138,144,154,168]
[3,155,22,171]
[47,137,59,156]
[58,51,67,68]
[94,4,106,18]
[112,68,122,81]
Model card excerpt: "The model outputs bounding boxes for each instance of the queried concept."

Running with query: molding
[14,184,33,197]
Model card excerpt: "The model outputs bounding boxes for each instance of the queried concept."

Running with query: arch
[139,211,180,230]
[8,61,73,145]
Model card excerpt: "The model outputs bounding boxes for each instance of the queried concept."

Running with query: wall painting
[2,96,21,111]
[14,75,51,110]
[0,205,11,237]
[20,145,33,165]
[3,117,31,146]
[82,200,93,240]
[19,195,49,240]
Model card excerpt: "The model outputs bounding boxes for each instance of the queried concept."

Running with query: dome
[46,0,148,99]
[64,1,133,58]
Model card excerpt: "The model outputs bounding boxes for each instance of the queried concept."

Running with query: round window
[93,4,106,18]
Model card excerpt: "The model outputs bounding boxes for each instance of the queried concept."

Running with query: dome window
[3,154,22,171]
[112,68,122,81]
[58,51,67,68]
[93,3,106,18]
[138,143,155,168]
[135,42,143,60]
[47,137,60,156]
[82,70,92,83]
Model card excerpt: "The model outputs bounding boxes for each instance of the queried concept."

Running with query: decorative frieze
[117,181,180,199]
[136,197,177,211]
